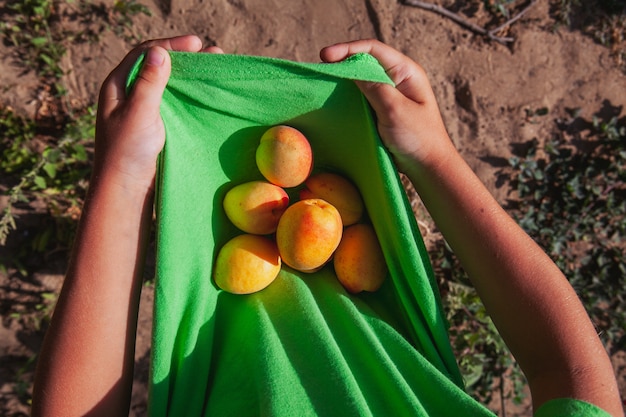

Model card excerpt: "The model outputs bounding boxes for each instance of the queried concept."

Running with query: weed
[592,12,626,71]
[508,111,626,346]
[484,0,518,19]
[0,0,152,274]
[434,106,626,406]
[0,106,94,271]
[550,0,581,28]
[550,0,626,72]
[4,290,58,407]
[0,0,66,79]
[111,0,152,42]
[13,354,37,405]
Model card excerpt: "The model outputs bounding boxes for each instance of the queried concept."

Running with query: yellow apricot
[333,223,387,293]
[223,180,289,235]
[214,234,281,294]
[300,172,364,226]
[276,198,343,272]
[255,125,313,188]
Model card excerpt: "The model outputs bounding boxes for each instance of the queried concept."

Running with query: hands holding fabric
[31,35,622,417]
[321,39,453,174]
[324,39,621,416]
[31,35,224,416]
[94,35,223,191]
[97,36,452,190]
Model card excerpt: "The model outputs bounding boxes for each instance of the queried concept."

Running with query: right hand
[321,40,625,417]
[320,39,454,173]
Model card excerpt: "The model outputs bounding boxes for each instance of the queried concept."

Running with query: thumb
[355,80,411,127]
[127,46,171,115]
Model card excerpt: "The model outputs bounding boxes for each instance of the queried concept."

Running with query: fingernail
[146,48,165,67]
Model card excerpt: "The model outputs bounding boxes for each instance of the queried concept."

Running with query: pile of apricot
[213,125,387,295]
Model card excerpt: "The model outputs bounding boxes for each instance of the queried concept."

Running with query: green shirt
[535,398,612,417]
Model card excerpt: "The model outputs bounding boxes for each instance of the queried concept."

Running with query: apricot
[255,125,313,188]
[276,198,343,272]
[223,180,289,235]
[299,172,364,226]
[333,223,387,293]
[214,234,281,294]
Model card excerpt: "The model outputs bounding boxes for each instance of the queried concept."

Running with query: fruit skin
[223,180,289,235]
[333,223,387,293]
[214,234,281,294]
[299,172,364,226]
[255,125,313,188]
[276,198,343,273]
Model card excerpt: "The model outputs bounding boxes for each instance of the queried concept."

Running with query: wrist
[89,163,156,204]
[92,124,164,196]
[399,133,459,179]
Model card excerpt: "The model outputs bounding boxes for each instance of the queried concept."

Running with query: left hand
[94,35,223,192]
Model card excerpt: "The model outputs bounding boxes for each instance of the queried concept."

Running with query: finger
[163,34,204,52]
[200,45,225,54]
[320,39,431,104]
[113,35,202,86]
[99,35,203,113]
[124,46,171,118]
[354,80,411,127]
[320,39,408,67]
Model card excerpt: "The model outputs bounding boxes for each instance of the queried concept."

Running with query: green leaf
[43,162,57,178]
[72,144,88,162]
[30,36,48,47]
[43,148,61,163]
[32,226,53,252]
[41,292,56,301]
[463,360,485,388]
[40,53,55,66]
[34,175,47,189]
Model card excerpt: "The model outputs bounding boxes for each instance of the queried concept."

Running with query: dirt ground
[1,0,625,416]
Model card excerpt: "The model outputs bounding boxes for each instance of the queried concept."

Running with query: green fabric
[534,398,613,417]
[134,51,498,416]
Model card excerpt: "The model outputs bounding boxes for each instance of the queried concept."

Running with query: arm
[321,40,623,416]
[31,36,222,416]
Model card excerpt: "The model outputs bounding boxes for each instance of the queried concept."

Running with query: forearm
[32,171,154,416]
[403,141,621,414]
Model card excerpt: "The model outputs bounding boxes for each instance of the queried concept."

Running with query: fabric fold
[135,50,480,416]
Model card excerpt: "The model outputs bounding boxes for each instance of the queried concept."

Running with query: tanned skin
[31,37,623,416]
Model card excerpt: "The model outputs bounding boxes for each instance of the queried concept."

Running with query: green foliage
[0,0,152,275]
[550,0,626,72]
[0,107,38,175]
[0,106,94,269]
[112,0,152,42]
[7,290,58,407]
[0,0,151,403]
[484,0,517,19]
[0,0,152,80]
[550,0,581,27]
[508,112,626,346]
[434,108,625,406]
[0,0,66,79]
